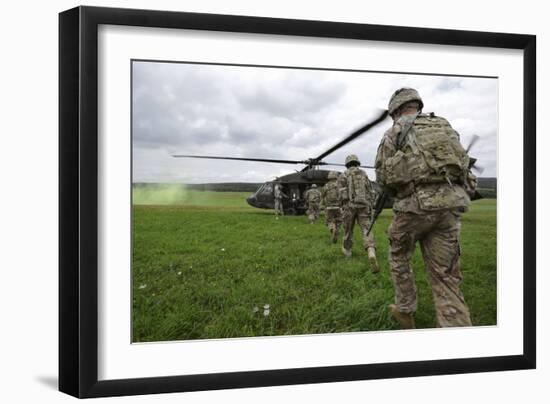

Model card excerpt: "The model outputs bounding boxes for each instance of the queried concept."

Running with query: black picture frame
[59,5,536,398]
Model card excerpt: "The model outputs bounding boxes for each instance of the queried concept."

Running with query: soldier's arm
[364,172,375,195]
[374,127,398,187]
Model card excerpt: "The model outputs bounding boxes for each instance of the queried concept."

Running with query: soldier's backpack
[306,189,321,203]
[384,113,470,187]
[347,167,373,206]
[323,181,340,206]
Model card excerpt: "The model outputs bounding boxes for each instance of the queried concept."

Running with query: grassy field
[132,190,496,342]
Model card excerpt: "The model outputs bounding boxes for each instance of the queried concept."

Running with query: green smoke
[132,184,192,205]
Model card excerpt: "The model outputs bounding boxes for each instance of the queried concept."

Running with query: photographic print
[131,60,497,343]
[60,7,535,397]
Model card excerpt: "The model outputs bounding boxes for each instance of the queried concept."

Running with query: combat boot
[342,247,352,258]
[367,247,379,273]
[389,304,415,329]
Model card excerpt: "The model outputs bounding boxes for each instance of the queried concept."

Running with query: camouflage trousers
[342,205,376,251]
[274,198,284,215]
[388,209,472,327]
[307,202,320,223]
[325,207,342,240]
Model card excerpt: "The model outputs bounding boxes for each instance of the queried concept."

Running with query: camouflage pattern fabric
[322,180,342,241]
[304,188,321,223]
[388,209,471,327]
[375,109,473,328]
[325,207,342,242]
[322,180,340,208]
[274,198,284,216]
[342,205,375,250]
[338,167,376,251]
[375,113,472,209]
[273,184,286,216]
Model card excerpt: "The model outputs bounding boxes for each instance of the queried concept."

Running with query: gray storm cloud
[132,61,498,183]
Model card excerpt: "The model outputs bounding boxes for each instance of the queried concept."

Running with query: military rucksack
[346,167,373,206]
[306,189,321,203]
[323,181,340,206]
[384,113,470,187]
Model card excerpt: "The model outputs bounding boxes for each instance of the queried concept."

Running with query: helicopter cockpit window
[253,184,266,195]
[263,184,273,194]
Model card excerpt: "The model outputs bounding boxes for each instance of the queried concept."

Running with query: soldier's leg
[326,209,338,243]
[309,203,317,223]
[420,211,472,327]
[357,207,379,272]
[306,204,314,223]
[357,207,376,250]
[325,208,333,234]
[388,213,422,316]
[313,204,320,221]
[334,208,342,242]
[342,206,355,257]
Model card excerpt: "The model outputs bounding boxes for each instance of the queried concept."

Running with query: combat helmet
[311,184,318,188]
[388,87,424,116]
[345,154,361,167]
[327,171,340,180]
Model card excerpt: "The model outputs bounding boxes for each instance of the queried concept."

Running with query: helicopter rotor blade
[172,154,306,165]
[464,136,485,174]
[472,163,485,174]
[311,109,389,163]
[465,134,480,154]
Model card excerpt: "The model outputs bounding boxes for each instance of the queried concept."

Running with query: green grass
[132,191,496,342]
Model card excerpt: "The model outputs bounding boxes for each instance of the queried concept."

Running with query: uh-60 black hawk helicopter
[173,110,483,215]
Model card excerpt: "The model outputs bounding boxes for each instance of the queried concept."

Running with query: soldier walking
[339,154,379,273]
[273,182,287,217]
[304,184,321,224]
[321,171,342,243]
[375,87,476,329]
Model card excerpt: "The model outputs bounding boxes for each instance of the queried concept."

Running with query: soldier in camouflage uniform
[304,184,321,224]
[375,87,476,329]
[339,154,379,273]
[273,182,287,217]
[321,171,342,243]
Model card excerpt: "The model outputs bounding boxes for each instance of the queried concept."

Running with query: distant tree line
[476,177,496,198]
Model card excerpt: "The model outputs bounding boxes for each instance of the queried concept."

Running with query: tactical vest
[384,114,470,188]
[346,167,373,206]
[323,181,340,207]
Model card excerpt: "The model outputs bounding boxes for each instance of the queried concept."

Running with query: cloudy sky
[132,61,497,183]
